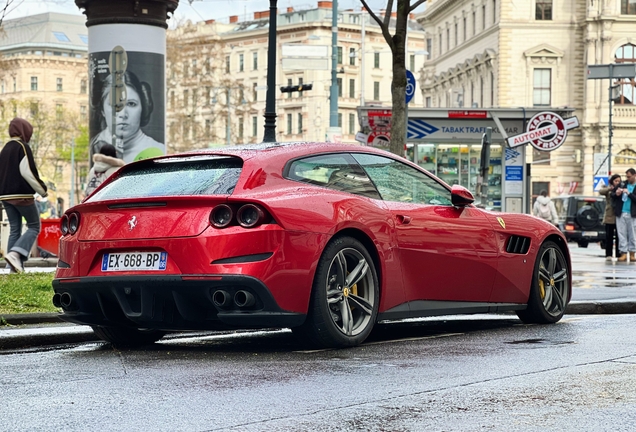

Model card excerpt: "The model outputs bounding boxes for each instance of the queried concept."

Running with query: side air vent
[506,235,531,254]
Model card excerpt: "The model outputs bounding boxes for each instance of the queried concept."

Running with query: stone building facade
[418,0,636,196]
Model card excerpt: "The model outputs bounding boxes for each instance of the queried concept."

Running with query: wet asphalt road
[1,314,635,431]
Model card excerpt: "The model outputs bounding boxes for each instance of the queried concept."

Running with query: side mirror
[451,185,474,207]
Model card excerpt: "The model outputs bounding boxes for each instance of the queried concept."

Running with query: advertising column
[76,0,179,163]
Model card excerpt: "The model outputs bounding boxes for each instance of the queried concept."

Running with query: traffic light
[280,83,313,93]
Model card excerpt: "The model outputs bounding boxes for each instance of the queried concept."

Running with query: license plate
[582,231,598,237]
[101,252,168,272]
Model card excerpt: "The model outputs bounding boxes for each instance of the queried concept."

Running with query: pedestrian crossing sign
[593,176,608,192]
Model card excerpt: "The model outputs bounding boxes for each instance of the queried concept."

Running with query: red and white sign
[367,131,390,148]
[448,110,488,119]
[367,110,392,131]
[507,111,579,151]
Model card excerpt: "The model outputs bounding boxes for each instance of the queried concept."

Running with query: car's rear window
[87,156,243,201]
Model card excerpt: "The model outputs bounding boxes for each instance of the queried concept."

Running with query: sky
[3,0,427,25]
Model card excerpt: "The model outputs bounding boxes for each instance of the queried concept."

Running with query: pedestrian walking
[533,189,558,225]
[612,168,636,262]
[0,118,47,273]
[600,174,623,260]
[84,143,125,197]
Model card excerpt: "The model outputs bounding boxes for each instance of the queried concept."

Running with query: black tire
[576,205,600,230]
[517,240,570,324]
[293,236,379,348]
[91,326,166,347]
[577,240,589,248]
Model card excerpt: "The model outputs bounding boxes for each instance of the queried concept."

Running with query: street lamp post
[327,0,341,142]
[262,0,278,142]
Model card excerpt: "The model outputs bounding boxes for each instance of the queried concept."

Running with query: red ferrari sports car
[53,142,571,348]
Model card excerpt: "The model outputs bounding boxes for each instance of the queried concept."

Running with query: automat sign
[506,111,579,151]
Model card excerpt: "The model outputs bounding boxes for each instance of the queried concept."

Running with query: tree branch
[359,0,396,52]
[409,0,428,13]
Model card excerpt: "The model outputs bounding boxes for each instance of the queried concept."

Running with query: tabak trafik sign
[506,111,579,151]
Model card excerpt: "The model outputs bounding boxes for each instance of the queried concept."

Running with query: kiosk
[356,107,577,214]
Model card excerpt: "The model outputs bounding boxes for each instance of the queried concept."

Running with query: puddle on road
[505,338,575,346]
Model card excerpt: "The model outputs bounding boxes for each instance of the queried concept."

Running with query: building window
[298,112,303,134]
[482,5,486,29]
[349,78,355,98]
[56,78,63,92]
[52,31,70,42]
[337,113,342,128]
[446,28,449,50]
[480,77,484,108]
[410,55,415,71]
[80,105,87,121]
[56,104,63,119]
[205,87,211,105]
[463,17,467,41]
[425,96,432,107]
[298,77,304,98]
[337,78,343,97]
[238,117,244,139]
[80,79,87,94]
[183,61,189,77]
[622,0,636,14]
[454,23,458,47]
[349,47,356,66]
[252,116,258,137]
[239,53,244,72]
[426,38,432,59]
[615,43,636,104]
[252,82,258,101]
[493,0,497,23]
[536,0,552,20]
[285,113,292,134]
[287,78,293,98]
[30,102,38,116]
[31,76,38,91]
[533,68,551,106]
[373,81,380,100]
[337,46,343,64]
[225,55,230,73]
[170,91,175,108]
[472,12,476,35]
[348,113,355,135]
[183,89,189,108]
[253,52,258,70]
[374,52,380,68]
[491,72,495,106]
[205,119,211,136]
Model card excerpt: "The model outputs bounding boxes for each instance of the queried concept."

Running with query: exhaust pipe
[234,290,255,308]
[60,292,73,309]
[52,293,62,308]
[212,290,232,309]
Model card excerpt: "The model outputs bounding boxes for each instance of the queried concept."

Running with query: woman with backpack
[533,190,558,225]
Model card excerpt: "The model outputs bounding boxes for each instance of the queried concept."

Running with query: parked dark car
[552,195,606,248]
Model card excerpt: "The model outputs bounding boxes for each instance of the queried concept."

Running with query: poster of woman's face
[89,49,165,164]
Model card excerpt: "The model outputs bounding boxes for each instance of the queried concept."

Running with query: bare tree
[359,0,426,156]
[166,21,258,153]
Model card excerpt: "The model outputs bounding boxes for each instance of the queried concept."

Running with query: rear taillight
[68,212,80,235]
[565,224,575,231]
[237,204,265,228]
[210,204,233,228]
[60,214,69,235]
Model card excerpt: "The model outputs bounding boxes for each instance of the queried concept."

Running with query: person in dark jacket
[600,174,623,260]
[0,118,47,273]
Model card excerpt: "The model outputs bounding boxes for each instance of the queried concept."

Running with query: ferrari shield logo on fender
[497,217,506,229]
[128,216,137,231]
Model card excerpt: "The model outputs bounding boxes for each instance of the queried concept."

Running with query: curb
[565,300,636,315]
[0,258,58,268]
[1,313,63,325]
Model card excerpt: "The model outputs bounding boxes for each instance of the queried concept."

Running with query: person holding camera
[611,168,636,262]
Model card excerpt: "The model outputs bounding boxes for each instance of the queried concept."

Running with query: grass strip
[0,272,59,315]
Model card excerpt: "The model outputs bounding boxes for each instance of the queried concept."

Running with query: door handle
[396,215,411,224]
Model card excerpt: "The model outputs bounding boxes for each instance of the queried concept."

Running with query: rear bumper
[52,275,305,330]
[562,229,605,243]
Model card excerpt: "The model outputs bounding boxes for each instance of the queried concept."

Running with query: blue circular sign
[405,70,416,104]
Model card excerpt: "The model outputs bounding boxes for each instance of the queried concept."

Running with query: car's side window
[286,154,381,199]
[352,153,452,205]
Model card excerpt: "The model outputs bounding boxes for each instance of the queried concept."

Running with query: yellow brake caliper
[539,265,546,299]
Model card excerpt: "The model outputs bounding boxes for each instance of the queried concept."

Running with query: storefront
[356,107,576,213]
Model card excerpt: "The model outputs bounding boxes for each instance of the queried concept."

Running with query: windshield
[87,156,243,201]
